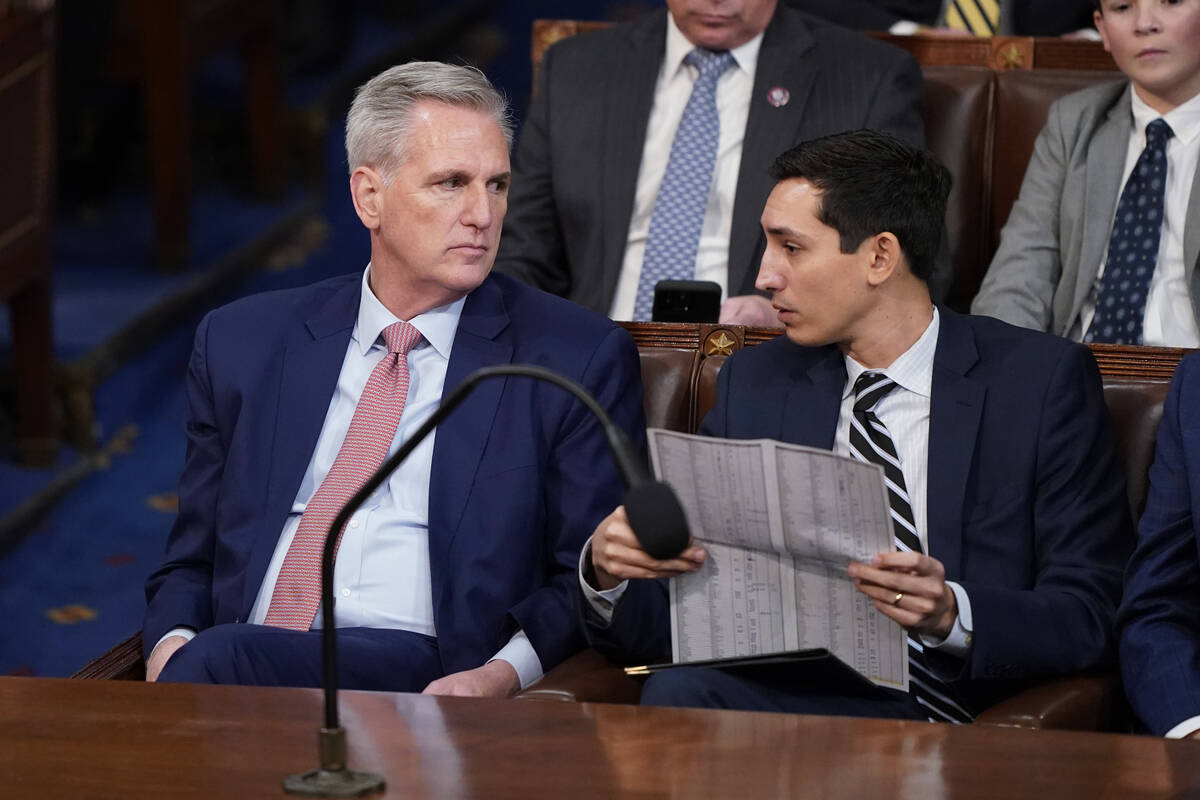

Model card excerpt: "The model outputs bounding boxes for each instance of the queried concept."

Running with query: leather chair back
[638,348,700,431]
[1102,380,1170,520]
[921,66,996,312]
[990,69,1123,254]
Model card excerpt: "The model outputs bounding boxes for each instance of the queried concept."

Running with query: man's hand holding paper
[848,552,958,639]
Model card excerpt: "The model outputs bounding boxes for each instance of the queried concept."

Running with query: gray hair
[345,61,512,180]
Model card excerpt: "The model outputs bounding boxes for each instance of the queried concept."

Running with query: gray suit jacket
[495,6,925,315]
[973,81,1200,339]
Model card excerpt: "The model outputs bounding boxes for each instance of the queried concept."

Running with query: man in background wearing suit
[972,0,1200,346]
[793,0,1095,37]
[581,130,1131,721]
[142,62,646,697]
[1119,352,1200,740]
[495,0,928,325]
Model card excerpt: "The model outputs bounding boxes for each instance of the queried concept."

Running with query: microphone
[283,363,690,796]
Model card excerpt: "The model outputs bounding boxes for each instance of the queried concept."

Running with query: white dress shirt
[583,308,972,658]
[608,15,762,320]
[1077,88,1200,347]
[161,267,543,688]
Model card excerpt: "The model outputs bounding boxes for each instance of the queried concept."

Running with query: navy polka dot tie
[1085,118,1174,345]
[633,49,734,321]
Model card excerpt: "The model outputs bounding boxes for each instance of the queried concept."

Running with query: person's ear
[864,232,902,288]
[350,167,385,231]
[1094,9,1111,53]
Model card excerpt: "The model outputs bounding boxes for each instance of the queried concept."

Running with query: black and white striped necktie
[849,372,974,723]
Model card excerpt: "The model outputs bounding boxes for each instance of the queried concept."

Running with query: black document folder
[624,648,891,697]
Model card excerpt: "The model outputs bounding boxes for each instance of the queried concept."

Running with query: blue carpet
[0,118,366,677]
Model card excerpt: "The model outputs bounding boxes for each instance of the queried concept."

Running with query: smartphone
[652,280,721,323]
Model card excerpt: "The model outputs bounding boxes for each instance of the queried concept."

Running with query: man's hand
[847,551,957,638]
[590,506,707,590]
[422,660,522,698]
[145,635,189,682]
[719,294,783,328]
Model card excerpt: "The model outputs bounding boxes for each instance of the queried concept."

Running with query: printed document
[649,428,908,690]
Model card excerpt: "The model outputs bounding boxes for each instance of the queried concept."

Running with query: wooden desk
[3,677,1199,798]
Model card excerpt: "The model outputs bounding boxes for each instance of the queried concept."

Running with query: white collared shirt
[608,15,763,320]
[835,309,972,655]
[164,267,543,688]
[1078,87,1200,347]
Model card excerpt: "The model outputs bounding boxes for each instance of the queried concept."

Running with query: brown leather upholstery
[693,355,726,432]
[921,66,996,312]
[990,69,1122,253]
[1103,380,1170,521]
[638,348,699,432]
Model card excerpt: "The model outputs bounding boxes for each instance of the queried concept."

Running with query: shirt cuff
[154,626,197,654]
[578,538,629,627]
[889,20,921,35]
[918,581,973,658]
[1165,716,1200,740]
[488,629,543,690]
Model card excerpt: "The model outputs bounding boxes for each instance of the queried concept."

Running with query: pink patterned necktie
[264,320,423,630]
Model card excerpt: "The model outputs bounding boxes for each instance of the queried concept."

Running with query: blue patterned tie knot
[685,47,734,79]
[1085,118,1174,345]
[632,49,735,320]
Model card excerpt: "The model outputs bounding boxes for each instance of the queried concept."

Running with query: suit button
[341,588,351,598]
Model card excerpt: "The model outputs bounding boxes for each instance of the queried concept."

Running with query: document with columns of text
[648,429,908,690]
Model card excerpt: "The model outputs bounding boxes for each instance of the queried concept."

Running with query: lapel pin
[766,86,790,107]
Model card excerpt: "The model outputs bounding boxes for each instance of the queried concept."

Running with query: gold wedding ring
[892,592,904,606]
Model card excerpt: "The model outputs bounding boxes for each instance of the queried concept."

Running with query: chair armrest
[973,674,1122,731]
[515,648,643,704]
[71,632,146,681]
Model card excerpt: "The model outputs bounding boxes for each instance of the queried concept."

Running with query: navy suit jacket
[588,309,1131,712]
[1120,353,1200,735]
[144,272,647,678]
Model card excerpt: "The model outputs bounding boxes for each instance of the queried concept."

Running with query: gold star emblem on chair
[706,331,737,357]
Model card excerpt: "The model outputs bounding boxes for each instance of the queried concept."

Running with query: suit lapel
[926,310,984,580]
[427,278,513,593]
[242,278,360,617]
[1185,154,1200,321]
[728,13,818,296]
[1073,90,1132,321]
[780,346,844,449]
[599,14,664,305]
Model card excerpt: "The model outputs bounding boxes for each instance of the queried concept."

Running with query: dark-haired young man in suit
[495,0,929,326]
[581,130,1131,721]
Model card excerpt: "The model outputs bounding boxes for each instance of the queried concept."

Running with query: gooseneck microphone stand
[283,364,689,797]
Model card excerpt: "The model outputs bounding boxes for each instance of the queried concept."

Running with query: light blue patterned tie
[633,48,735,321]
[1085,119,1174,345]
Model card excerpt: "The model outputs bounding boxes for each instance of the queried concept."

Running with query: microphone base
[283,767,386,797]
[284,727,385,797]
